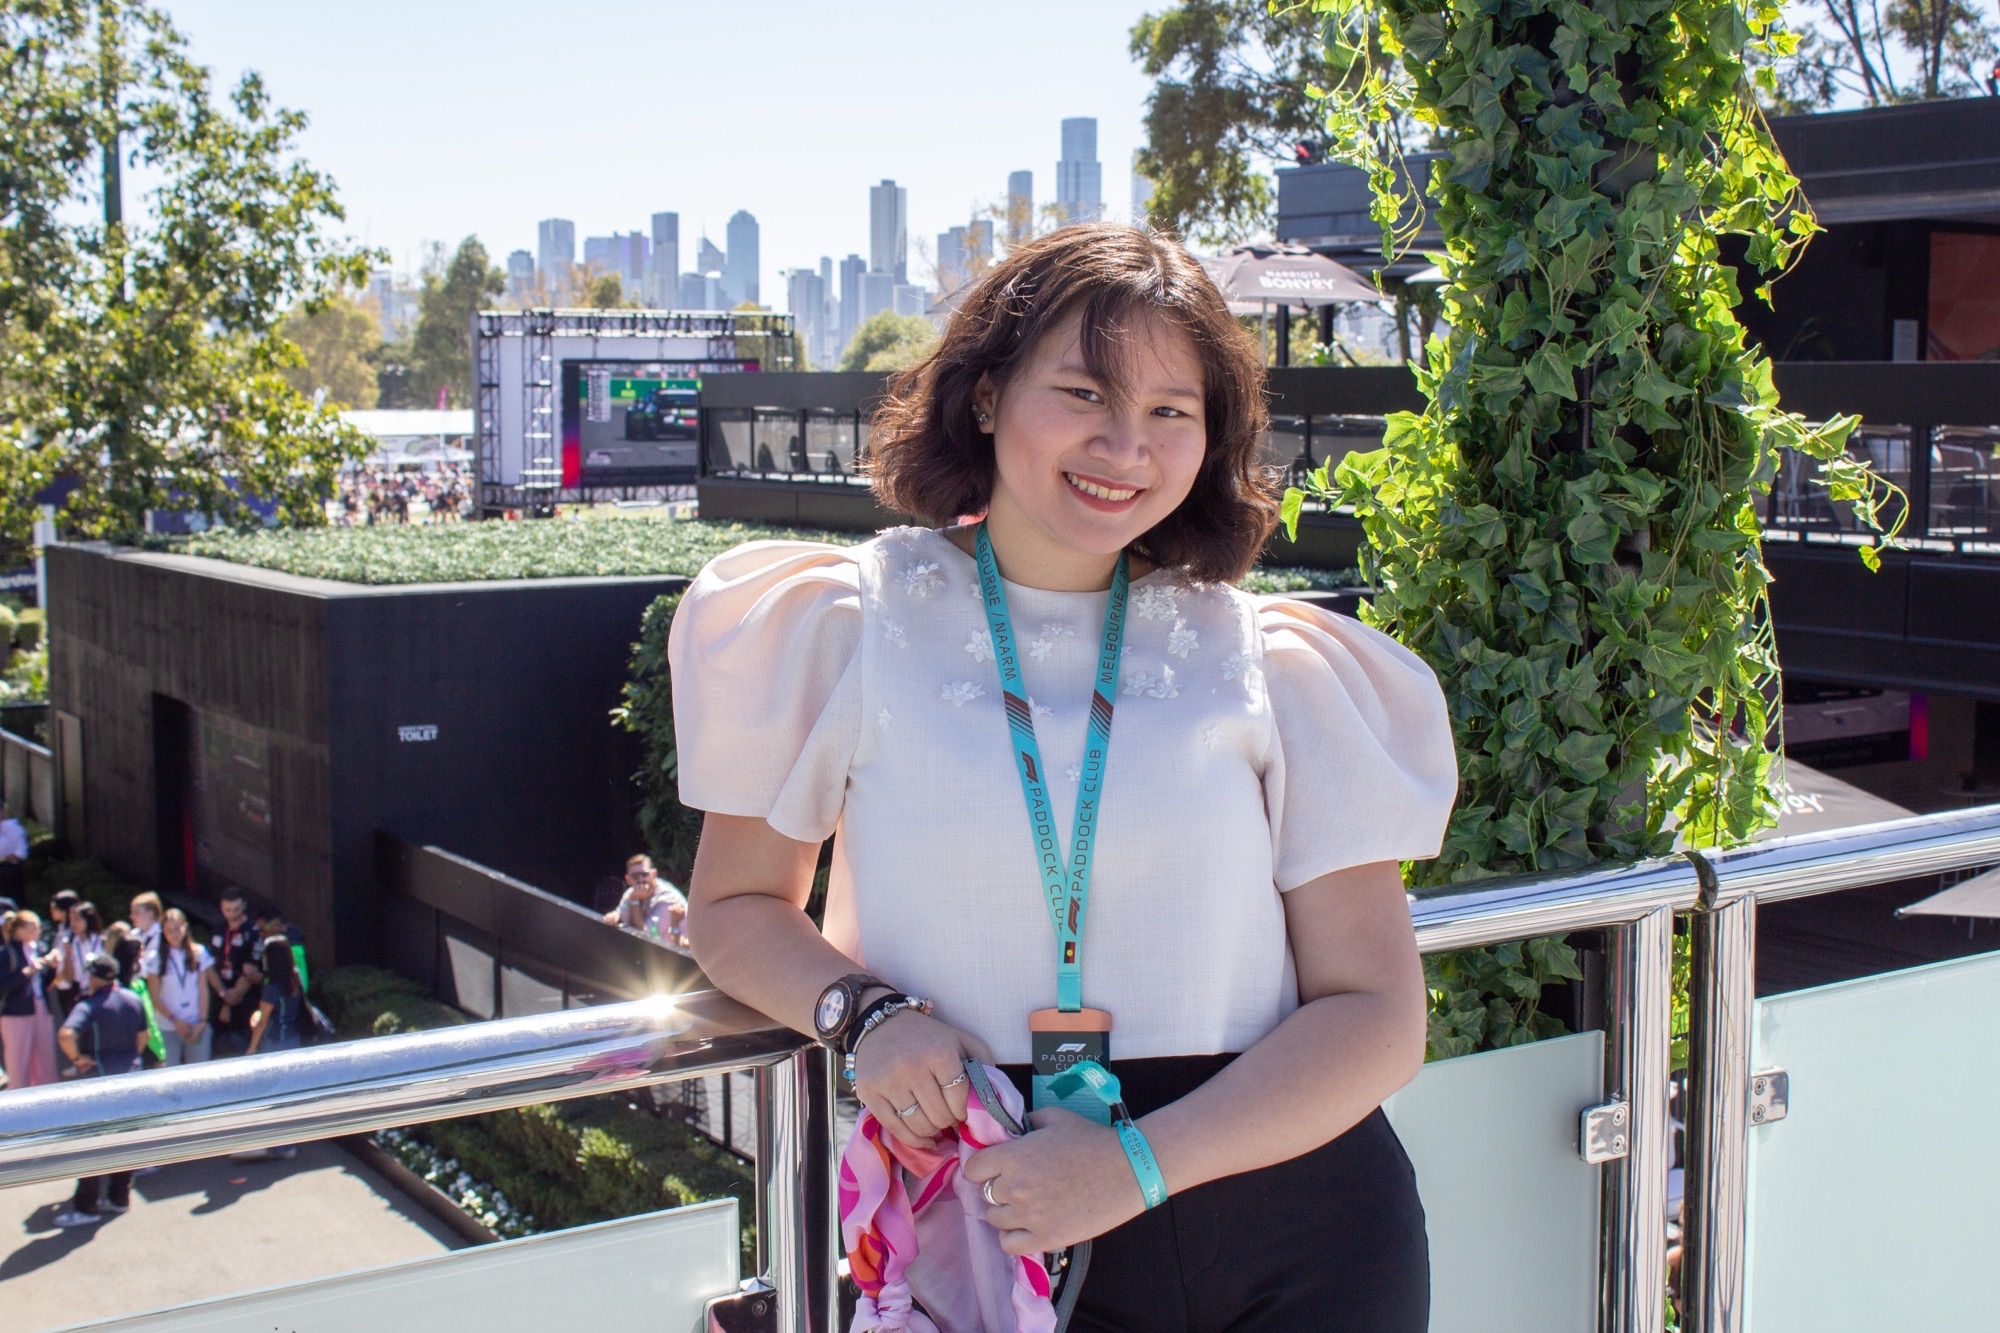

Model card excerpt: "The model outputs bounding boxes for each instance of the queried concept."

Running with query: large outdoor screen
[560,358,756,486]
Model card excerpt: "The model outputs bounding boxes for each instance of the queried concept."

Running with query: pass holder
[1047,1060,1168,1211]
[1029,1008,1113,1126]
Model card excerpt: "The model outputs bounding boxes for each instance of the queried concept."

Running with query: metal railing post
[1601,905,1672,1333]
[756,1046,816,1333]
[1680,850,1756,1333]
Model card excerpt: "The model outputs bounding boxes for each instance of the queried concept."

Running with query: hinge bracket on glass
[1750,1068,1790,1126]
[1579,1099,1631,1164]
[705,1278,779,1333]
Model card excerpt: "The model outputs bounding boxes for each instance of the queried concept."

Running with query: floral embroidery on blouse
[878,707,894,729]
[941,680,985,708]
[883,621,908,648]
[1040,622,1075,639]
[1028,697,1054,722]
[1166,621,1199,659]
[1131,584,1180,621]
[1122,664,1179,699]
[1065,763,1082,783]
[1221,652,1250,682]
[964,630,995,663]
[1027,638,1055,662]
[1201,722,1223,750]
[904,561,945,599]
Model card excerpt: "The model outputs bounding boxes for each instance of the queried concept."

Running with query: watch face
[815,986,849,1037]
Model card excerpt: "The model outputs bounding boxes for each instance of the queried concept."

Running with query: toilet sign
[397,724,439,743]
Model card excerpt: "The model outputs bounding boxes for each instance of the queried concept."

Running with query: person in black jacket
[52,955,149,1226]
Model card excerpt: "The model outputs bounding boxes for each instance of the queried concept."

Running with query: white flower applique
[1131,584,1180,621]
[904,560,945,599]
[1201,721,1223,750]
[1064,763,1082,783]
[1222,652,1259,683]
[1122,663,1179,699]
[882,620,908,648]
[964,630,995,663]
[1029,697,1054,722]
[1041,622,1075,639]
[1166,620,1199,659]
[1027,638,1055,662]
[877,707,894,729]
[941,680,985,708]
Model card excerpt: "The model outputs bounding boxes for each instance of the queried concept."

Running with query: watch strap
[816,971,887,1044]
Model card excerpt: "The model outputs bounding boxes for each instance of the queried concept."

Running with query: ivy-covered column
[1300,0,1896,1055]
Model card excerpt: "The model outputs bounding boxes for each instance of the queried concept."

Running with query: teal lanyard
[974,523,1128,1013]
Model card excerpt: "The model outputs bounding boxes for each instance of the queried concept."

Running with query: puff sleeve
[1256,598,1459,890]
[667,541,863,844]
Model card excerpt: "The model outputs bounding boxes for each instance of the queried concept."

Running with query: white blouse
[669,526,1457,1063]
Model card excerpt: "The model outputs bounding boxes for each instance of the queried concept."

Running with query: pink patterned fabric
[838,1065,1056,1333]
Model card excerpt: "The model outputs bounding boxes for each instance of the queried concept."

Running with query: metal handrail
[1,806,1995,1333]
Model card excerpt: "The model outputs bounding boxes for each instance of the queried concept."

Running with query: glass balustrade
[70,1198,742,1332]
[1743,949,2000,1331]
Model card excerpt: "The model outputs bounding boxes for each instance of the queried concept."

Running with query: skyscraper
[1057,118,1103,224]
[649,212,679,307]
[861,270,896,324]
[1131,151,1155,226]
[584,233,649,295]
[505,249,535,302]
[536,218,575,281]
[838,253,866,360]
[1006,170,1034,245]
[697,236,725,275]
[787,267,825,368]
[937,225,969,293]
[870,180,908,283]
[724,210,760,308]
[968,219,994,269]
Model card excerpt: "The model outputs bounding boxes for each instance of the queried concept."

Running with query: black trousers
[70,1171,133,1213]
[999,1053,1430,1333]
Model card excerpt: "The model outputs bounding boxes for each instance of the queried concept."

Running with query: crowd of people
[0,884,317,1228]
[331,462,472,526]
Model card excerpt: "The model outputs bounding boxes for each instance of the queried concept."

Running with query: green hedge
[613,591,702,885]
[143,511,1354,592]
[320,964,755,1265]
[145,517,865,585]
[13,607,42,650]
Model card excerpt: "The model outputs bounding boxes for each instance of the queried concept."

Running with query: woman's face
[976,309,1208,567]
[164,914,186,946]
[12,917,38,946]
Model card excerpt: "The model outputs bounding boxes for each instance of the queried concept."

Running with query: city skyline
[156,0,1164,311]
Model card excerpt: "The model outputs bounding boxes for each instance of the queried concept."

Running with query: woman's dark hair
[73,902,102,937]
[163,907,198,975]
[260,935,301,996]
[867,223,1278,585]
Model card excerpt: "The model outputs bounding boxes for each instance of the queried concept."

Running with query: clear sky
[158,0,1169,303]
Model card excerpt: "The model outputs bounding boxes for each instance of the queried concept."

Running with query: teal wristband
[1049,1060,1169,1210]
[1114,1118,1168,1210]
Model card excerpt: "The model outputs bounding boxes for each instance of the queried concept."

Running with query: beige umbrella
[1896,865,2000,919]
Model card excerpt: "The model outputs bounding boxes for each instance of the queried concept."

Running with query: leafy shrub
[13,607,41,650]
[23,852,137,925]
[316,965,466,1039]
[612,592,702,885]
[0,604,16,646]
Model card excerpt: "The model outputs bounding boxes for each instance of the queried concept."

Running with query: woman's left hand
[962,1107,1148,1255]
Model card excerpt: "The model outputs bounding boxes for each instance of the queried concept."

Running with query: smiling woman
[668,224,1457,1332]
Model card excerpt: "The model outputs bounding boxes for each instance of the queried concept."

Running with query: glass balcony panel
[1931,425,2000,543]
[1306,414,1390,479]
[1385,1029,1604,1333]
[1263,415,1309,479]
[805,408,855,475]
[78,1198,741,1331]
[1768,426,1913,534]
[754,409,809,474]
[1745,949,2000,1330]
[706,410,752,474]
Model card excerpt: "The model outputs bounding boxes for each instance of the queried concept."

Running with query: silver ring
[941,1072,968,1089]
[982,1178,1000,1207]
[897,1102,922,1119]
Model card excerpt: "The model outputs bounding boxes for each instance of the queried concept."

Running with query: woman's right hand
[851,1008,994,1151]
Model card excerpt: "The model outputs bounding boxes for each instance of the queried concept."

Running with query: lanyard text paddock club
[973,523,1129,1015]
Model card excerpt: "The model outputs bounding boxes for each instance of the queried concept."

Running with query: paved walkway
[0,1140,465,1331]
